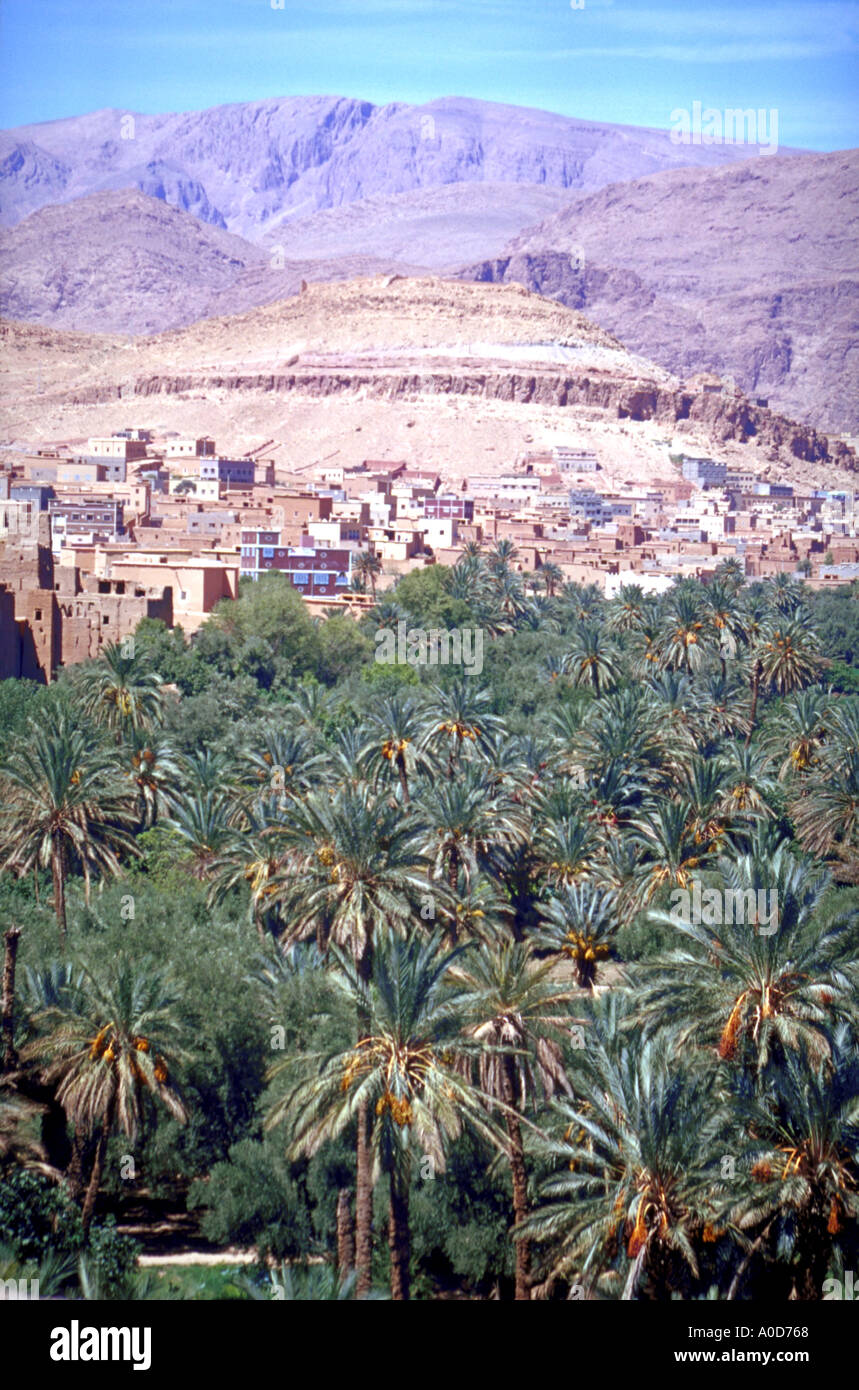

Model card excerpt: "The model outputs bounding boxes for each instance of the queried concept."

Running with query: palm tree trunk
[355,1101,373,1296]
[336,1187,355,1277]
[67,1130,89,1201]
[355,939,374,1297]
[503,1055,531,1301]
[745,658,763,748]
[50,832,67,950]
[81,1095,115,1233]
[388,1174,410,1301]
[1,926,21,1074]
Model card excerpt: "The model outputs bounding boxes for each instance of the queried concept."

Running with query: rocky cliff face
[56,365,856,471]
[458,150,859,433]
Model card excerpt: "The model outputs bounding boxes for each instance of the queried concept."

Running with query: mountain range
[0,95,792,237]
[0,94,854,434]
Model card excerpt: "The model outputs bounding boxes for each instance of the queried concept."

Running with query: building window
[293,572,309,585]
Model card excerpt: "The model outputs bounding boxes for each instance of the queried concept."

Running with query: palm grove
[0,547,858,1300]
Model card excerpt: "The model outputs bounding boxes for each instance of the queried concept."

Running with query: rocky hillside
[459,150,859,433]
[2,278,854,490]
[0,190,265,334]
[0,189,430,335]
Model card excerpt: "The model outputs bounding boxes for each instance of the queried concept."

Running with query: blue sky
[1,0,856,148]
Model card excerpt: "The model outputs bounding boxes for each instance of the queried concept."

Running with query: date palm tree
[644,671,706,762]
[419,678,502,775]
[746,617,822,746]
[162,788,234,880]
[606,583,649,635]
[21,957,189,1230]
[534,814,598,889]
[700,578,746,676]
[758,616,822,694]
[793,750,859,869]
[118,726,179,829]
[417,768,522,916]
[767,688,831,781]
[76,641,165,738]
[640,847,856,1073]
[563,624,621,697]
[716,743,779,821]
[352,549,383,602]
[766,572,804,618]
[268,931,503,1300]
[239,726,324,811]
[675,755,731,849]
[524,1025,726,1299]
[724,1030,859,1299]
[576,687,664,786]
[627,800,712,906]
[0,707,138,946]
[539,562,563,598]
[538,882,620,990]
[454,941,576,1299]
[488,538,518,575]
[272,785,429,1293]
[358,693,428,804]
[208,810,286,940]
[658,587,710,673]
[174,746,240,802]
[713,556,745,590]
[429,869,512,947]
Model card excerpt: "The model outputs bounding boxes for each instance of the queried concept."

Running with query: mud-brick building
[0,517,172,681]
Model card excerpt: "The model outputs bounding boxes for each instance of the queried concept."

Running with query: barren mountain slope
[0,188,429,335]
[255,182,573,266]
[459,150,859,432]
[0,190,265,334]
[0,94,802,239]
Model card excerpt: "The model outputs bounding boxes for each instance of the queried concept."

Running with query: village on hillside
[2,426,858,679]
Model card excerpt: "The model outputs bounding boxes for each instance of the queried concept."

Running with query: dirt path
[138,1249,257,1268]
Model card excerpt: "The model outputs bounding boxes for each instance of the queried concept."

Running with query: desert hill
[2,277,854,495]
